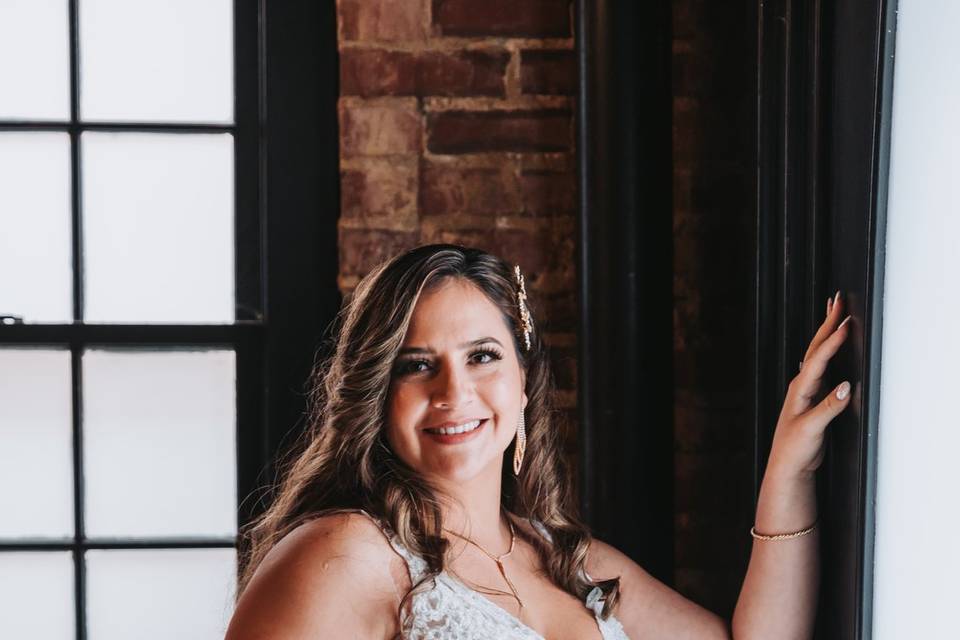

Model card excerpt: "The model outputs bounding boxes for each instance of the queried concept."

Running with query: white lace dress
[356,510,632,640]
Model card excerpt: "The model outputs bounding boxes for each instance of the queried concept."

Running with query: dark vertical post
[576,0,674,582]
[67,1,87,637]
[756,0,896,636]
[261,0,342,473]
[233,0,268,529]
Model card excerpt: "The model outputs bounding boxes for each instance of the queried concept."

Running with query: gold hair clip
[514,265,533,351]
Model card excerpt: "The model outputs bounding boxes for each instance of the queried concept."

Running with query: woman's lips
[422,419,487,444]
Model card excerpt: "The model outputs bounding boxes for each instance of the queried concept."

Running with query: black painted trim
[259,0,342,477]
[756,0,897,636]
[575,0,674,583]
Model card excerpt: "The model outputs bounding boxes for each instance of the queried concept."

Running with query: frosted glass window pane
[0,132,73,323]
[0,552,75,639]
[83,349,236,538]
[79,0,233,123]
[0,1,70,120]
[87,548,236,640]
[0,349,74,539]
[82,132,234,324]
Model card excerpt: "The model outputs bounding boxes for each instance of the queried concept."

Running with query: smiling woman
[385,279,528,486]
[224,243,852,639]
[226,244,640,639]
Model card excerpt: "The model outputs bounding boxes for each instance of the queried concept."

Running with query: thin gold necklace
[443,517,525,610]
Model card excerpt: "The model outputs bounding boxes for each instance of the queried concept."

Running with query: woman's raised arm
[590,293,852,639]
[731,292,852,638]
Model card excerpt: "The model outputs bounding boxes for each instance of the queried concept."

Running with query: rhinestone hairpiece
[513,265,533,351]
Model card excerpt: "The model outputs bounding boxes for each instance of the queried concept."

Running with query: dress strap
[528,518,608,617]
[350,509,430,584]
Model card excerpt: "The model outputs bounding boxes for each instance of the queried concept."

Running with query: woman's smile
[422,417,489,443]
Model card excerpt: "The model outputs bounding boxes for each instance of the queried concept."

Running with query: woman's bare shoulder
[586,537,731,640]
[225,511,409,640]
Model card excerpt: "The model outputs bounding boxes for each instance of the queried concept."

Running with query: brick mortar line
[338,95,573,111]
[339,217,419,232]
[420,151,573,169]
[423,95,574,111]
[340,157,420,170]
[338,38,575,52]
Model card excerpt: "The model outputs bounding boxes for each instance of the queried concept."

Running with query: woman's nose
[431,363,473,408]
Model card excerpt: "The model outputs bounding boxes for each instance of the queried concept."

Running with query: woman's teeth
[426,419,482,435]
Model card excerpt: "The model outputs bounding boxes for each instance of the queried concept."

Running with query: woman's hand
[765,291,853,483]
[733,294,851,640]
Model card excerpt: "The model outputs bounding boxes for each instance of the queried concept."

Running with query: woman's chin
[421,453,503,485]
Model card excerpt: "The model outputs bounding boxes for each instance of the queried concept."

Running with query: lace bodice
[355,510,632,640]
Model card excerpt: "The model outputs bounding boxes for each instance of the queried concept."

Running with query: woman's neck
[433,462,512,552]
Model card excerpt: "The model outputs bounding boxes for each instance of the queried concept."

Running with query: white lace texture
[356,510,631,640]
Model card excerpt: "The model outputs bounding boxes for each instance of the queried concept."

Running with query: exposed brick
[338,228,421,276]
[339,101,422,156]
[340,159,418,229]
[340,0,429,42]
[432,0,572,38]
[340,49,417,97]
[549,344,578,390]
[520,169,575,216]
[674,452,751,518]
[417,227,552,274]
[341,49,509,98]
[673,97,699,166]
[492,227,561,275]
[417,50,509,97]
[541,289,577,333]
[420,162,521,216]
[674,404,744,453]
[427,110,572,154]
[520,50,576,95]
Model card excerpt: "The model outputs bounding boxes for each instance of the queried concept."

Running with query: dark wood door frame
[757,0,897,636]
[575,0,674,583]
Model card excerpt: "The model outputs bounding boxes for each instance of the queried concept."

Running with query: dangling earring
[513,409,527,475]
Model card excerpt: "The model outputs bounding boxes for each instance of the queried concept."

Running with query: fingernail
[833,290,841,307]
[839,315,851,329]
[826,297,832,318]
[836,381,851,400]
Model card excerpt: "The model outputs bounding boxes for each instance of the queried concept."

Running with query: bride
[225,243,852,639]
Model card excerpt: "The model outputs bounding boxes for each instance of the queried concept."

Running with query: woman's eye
[397,360,430,375]
[394,348,502,377]
[471,348,503,364]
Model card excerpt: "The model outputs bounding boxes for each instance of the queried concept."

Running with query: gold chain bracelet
[750,520,818,541]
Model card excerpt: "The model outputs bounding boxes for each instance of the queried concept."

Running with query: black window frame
[0,1,341,637]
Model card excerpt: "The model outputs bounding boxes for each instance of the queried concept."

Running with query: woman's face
[385,277,528,485]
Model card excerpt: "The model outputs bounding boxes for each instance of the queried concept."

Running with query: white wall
[873,0,960,636]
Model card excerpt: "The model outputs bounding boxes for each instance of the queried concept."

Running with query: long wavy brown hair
[235,243,620,621]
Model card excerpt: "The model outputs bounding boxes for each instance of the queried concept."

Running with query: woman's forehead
[403,279,511,344]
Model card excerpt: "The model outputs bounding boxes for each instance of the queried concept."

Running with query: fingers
[804,290,843,362]
[788,313,853,416]
[797,380,852,434]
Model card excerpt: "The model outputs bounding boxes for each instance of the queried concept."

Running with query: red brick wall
[336,0,580,445]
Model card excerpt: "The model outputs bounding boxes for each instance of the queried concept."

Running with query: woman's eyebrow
[397,336,503,356]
